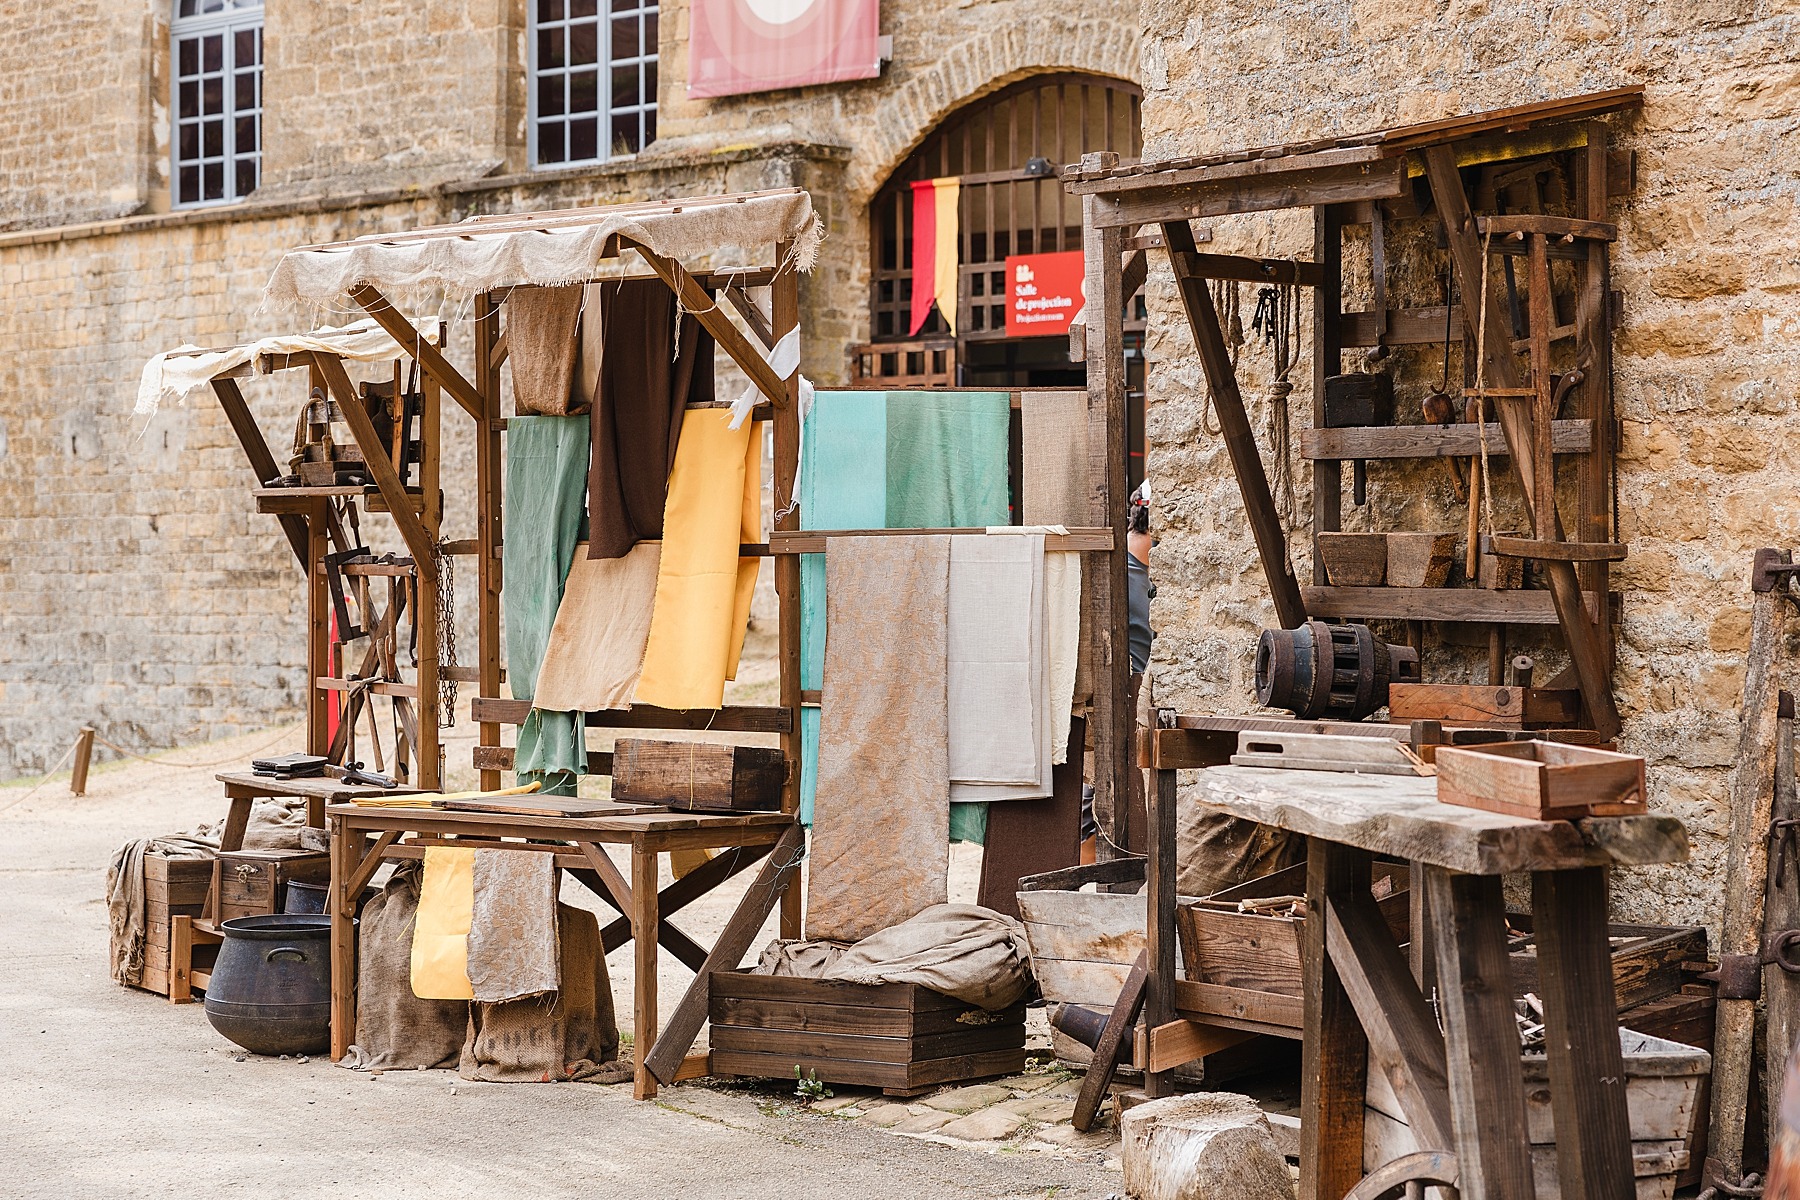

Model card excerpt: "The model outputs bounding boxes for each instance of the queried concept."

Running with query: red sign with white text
[1004,251,1085,338]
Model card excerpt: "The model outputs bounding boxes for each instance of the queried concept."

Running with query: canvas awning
[263,188,823,309]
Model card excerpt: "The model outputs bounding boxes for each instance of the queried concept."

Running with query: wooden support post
[474,292,503,792]
[328,823,358,1062]
[1144,763,1179,1097]
[1577,121,1616,671]
[306,511,330,758]
[1082,174,1134,862]
[632,840,660,1099]
[70,726,95,796]
[1312,206,1345,586]
[1769,693,1800,1158]
[1301,841,1370,1200]
[1163,218,1307,630]
[1530,867,1634,1200]
[1707,563,1791,1191]
[1525,233,1558,540]
[1426,867,1537,1200]
[1423,147,1620,740]
[771,242,805,940]
[211,377,309,569]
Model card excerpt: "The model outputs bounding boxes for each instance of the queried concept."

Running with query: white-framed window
[170,0,263,207]
[530,0,658,168]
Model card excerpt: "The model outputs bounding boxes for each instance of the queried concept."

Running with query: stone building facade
[1133,0,1800,929]
[0,0,1141,778]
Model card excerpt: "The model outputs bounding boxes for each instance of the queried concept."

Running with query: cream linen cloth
[987,525,1082,766]
[949,532,1052,802]
[533,541,661,712]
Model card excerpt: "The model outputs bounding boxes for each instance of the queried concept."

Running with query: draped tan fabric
[507,285,587,416]
[533,541,662,712]
[807,535,951,943]
[466,850,561,1003]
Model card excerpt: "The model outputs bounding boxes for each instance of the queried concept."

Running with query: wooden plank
[709,1046,1027,1090]
[1301,843,1369,1200]
[1071,144,1391,197]
[1073,949,1148,1132]
[211,377,310,569]
[1427,867,1538,1200]
[1312,204,1344,586]
[1186,765,1687,875]
[471,745,614,775]
[1093,160,1408,229]
[1478,214,1618,242]
[709,1022,1025,1065]
[1300,419,1592,461]
[632,842,660,1098]
[1146,761,1179,1096]
[769,527,1113,553]
[1302,585,1604,625]
[349,284,483,422]
[1387,682,1583,728]
[1325,889,1454,1154]
[1423,146,1620,740]
[770,241,803,941]
[711,968,964,1011]
[1530,868,1635,1199]
[470,697,793,734]
[644,823,807,1084]
[1489,536,1626,563]
[1341,305,1466,348]
[1171,251,1325,287]
[474,291,502,791]
[711,998,1025,1037]
[1164,218,1306,629]
[1138,1019,1259,1073]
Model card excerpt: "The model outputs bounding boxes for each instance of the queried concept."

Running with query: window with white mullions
[531,0,658,168]
[171,0,262,206]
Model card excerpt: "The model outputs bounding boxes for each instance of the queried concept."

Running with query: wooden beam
[770,237,804,941]
[1302,584,1605,625]
[625,240,788,406]
[1164,219,1307,629]
[1301,843,1369,1200]
[348,284,483,422]
[1172,251,1324,288]
[1145,762,1178,1096]
[211,377,309,570]
[1136,1019,1258,1074]
[1313,205,1344,586]
[470,697,792,734]
[722,284,775,349]
[1341,305,1465,347]
[1423,146,1620,739]
[1300,419,1591,461]
[643,823,806,1084]
[1090,159,1408,229]
[312,354,439,587]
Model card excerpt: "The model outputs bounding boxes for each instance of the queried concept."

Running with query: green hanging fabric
[503,415,590,796]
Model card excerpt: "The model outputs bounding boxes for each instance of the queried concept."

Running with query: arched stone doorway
[854,73,1144,395]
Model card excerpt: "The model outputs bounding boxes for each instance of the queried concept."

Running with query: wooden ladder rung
[1484,536,1628,563]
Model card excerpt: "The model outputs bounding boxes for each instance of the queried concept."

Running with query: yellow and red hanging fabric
[908,178,961,335]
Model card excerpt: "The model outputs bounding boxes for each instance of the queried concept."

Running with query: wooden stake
[70,726,95,796]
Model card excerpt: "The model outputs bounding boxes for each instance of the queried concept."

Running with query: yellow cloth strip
[635,412,763,709]
[933,180,960,335]
[346,782,544,808]
[410,846,475,1000]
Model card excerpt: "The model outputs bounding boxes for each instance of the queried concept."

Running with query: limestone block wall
[1135,0,1800,930]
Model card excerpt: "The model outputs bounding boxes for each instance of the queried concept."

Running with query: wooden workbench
[1143,746,1688,1200]
[325,799,801,1099]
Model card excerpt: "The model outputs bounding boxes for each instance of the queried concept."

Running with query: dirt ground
[0,716,1124,1200]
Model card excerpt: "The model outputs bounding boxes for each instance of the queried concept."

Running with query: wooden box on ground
[1177,860,1411,998]
[214,849,332,924]
[1622,983,1717,1189]
[1366,1028,1711,1200]
[611,739,784,811]
[1508,917,1706,1015]
[1435,740,1647,820]
[708,971,1028,1095]
[135,855,216,997]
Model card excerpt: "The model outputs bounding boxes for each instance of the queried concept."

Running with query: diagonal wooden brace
[348,284,484,423]
[626,240,790,408]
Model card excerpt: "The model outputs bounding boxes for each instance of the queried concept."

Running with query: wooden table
[325,799,801,1099]
[1143,742,1689,1200]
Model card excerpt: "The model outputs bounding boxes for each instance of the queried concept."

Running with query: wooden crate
[1177,860,1412,998]
[1507,917,1706,1015]
[1366,1028,1710,1200]
[612,739,784,811]
[1620,983,1717,1189]
[133,855,216,997]
[707,971,1028,1095]
[1436,740,1647,819]
[215,849,331,924]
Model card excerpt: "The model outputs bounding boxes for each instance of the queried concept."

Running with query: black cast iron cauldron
[204,914,335,1056]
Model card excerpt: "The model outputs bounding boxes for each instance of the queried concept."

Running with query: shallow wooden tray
[1435,739,1646,821]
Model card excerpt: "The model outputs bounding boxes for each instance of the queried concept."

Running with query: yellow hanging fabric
[933,180,961,334]
[635,411,764,709]
[410,846,476,1000]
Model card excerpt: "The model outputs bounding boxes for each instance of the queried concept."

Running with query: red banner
[687,0,880,99]
[1004,250,1085,338]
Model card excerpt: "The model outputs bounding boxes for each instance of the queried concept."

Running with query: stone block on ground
[920,1082,1015,1112]
[891,1110,958,1134]
[858,1101,921,1128]
[938,1107,1028,1141]
[1120,1093,1296,1200]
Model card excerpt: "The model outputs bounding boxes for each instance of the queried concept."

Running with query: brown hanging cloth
[583,278,717,560]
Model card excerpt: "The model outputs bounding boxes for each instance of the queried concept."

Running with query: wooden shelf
[1301,585,1608,625]
[254,484,426,515]
[1299,420,1592,461]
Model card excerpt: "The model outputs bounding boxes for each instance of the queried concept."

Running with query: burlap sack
[458,904,628,1083]
[820,903,1035,1011]
[752,939,847,979]
[339,861,469,1071]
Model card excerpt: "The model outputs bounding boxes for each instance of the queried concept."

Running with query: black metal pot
[204,914,334,1056]
[282,880,328,914]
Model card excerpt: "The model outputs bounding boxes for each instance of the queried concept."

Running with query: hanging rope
[1201,280,1242,437]
[1251,280,1304,527]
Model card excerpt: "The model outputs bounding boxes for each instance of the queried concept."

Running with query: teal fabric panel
[797,391,889,824]
[503,415,590,795]
[884,391,1013,529]
[887,390,1012,843]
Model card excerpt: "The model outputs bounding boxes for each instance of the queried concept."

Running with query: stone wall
[1136,0,1800,929]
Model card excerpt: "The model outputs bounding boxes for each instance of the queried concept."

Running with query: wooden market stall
[1070,88,1700,1199]
[248,187,1131,1101]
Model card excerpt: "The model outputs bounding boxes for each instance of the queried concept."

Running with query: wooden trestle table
[1142,745,1690,1200]
[325,800,801,1099]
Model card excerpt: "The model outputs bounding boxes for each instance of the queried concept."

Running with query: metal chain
[435,545,458,728]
